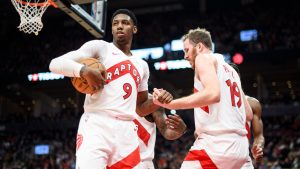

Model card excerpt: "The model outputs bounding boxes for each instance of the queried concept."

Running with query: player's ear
[195,43,202,53]
[133,26,137,34]
[198,43,205,52]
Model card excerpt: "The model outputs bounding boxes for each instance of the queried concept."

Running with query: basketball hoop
[11,0,57,35]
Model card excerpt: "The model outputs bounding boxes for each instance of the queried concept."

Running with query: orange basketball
[71,58,106,94]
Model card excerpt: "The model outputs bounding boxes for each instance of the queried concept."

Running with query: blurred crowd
[1,0,300,168]
[154,114,300,169]
[1,130,76,169]
[1,0,299,75]
[1,108,300,169]
[135,2,300,54]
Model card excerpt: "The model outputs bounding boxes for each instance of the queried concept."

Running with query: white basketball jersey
[82,40,149,120]
[194,53,247,136]
[134,115,156,161]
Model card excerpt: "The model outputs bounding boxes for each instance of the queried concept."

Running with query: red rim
[16,0,58,8]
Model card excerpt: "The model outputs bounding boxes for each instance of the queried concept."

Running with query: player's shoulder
[212,53,224,60]
[246,95,262,113]
[212,53,226,66]
[140,58,149,66]
[246,95,260,104]
[84,39,109,46]
[197,53,220,63]
[133,57,149,69]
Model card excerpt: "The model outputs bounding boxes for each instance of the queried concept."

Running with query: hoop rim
[15,0,58,8]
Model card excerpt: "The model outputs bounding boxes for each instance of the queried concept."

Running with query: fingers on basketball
[71,58,106,94]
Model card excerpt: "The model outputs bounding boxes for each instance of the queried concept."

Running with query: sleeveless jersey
[245,121,251,141]
[194,53,247,136]
[83,40,149,120]
[134,115,156,161]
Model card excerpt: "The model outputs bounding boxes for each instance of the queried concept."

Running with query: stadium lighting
[131,47,164,60]
[27,72,64,82]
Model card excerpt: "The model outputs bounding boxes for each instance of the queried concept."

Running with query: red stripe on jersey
[201,106,209,113]
[184,150,218,169]
[76,134,83,151]
[107,146,140,169]
[194,88,210,113]
[105,60,141,88]
[194,88,198,93]
[245,122,251,141]
[133,119,151,146]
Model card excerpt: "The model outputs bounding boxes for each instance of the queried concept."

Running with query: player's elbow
[136,111,146,117]
[208,90,220,104]
[213,93,221,102]
[135,108,149,117]
[49,58,60,73]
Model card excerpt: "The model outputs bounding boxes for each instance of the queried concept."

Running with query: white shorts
[241,155,254,169]
[76,112,141,169]
[181,133,249,169]
[140,160,155,169]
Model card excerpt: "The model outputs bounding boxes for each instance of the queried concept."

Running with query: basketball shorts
[75,112,141,169]
[181,133,249,169]
[241,155,254,169]
[140,160,155,169]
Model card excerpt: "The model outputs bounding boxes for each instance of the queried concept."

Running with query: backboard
[52,0,107,38]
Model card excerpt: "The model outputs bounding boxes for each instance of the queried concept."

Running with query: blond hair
[187,28,213,50]
[181,33,188,41]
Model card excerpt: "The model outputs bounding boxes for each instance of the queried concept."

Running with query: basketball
[71,58,106,94]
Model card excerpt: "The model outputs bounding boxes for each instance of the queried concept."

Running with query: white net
[11,0,52,35]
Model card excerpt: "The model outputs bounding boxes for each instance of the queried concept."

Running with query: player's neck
[201,48,212,54]
[113,39,133,56]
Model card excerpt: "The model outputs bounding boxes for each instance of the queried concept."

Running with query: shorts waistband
[85,111,134,121]
[197,132,246,139]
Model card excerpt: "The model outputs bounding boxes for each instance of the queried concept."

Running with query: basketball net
[11,0,57,35]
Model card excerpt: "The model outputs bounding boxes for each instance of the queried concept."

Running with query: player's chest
[102,50,144,87]
[102,50,142,71]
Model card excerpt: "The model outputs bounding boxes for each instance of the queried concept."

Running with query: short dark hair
[111,9,137,26]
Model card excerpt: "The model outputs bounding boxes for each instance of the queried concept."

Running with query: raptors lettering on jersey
[106,60,141,88]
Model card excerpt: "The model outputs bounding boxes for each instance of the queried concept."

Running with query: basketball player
[241,96,265,169]
[153,28,253,169]
[49,9,172,169]
[135,95,187,169]
[229,64,265,169]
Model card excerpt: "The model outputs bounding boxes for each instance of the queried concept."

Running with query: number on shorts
[123,83,132,99]
[226,79,241,108]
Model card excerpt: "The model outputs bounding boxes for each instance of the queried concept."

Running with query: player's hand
[251,144,263,162]
[152,88,173,109]
[153,88,173,103]
[80,65,106,93]
[165,114,187,134]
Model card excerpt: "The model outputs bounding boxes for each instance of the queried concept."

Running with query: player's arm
[242,91,253,122]
[153,54,220,110]
[249,97,264,162]
[136,91,173,117]
[49,40,105,77]
[152,108,186,140]
[136,61,173,117]
[49,40,107,90]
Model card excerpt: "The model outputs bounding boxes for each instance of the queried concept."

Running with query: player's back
[194,53,247,137]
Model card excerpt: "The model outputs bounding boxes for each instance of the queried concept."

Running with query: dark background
[0,0,299,168]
